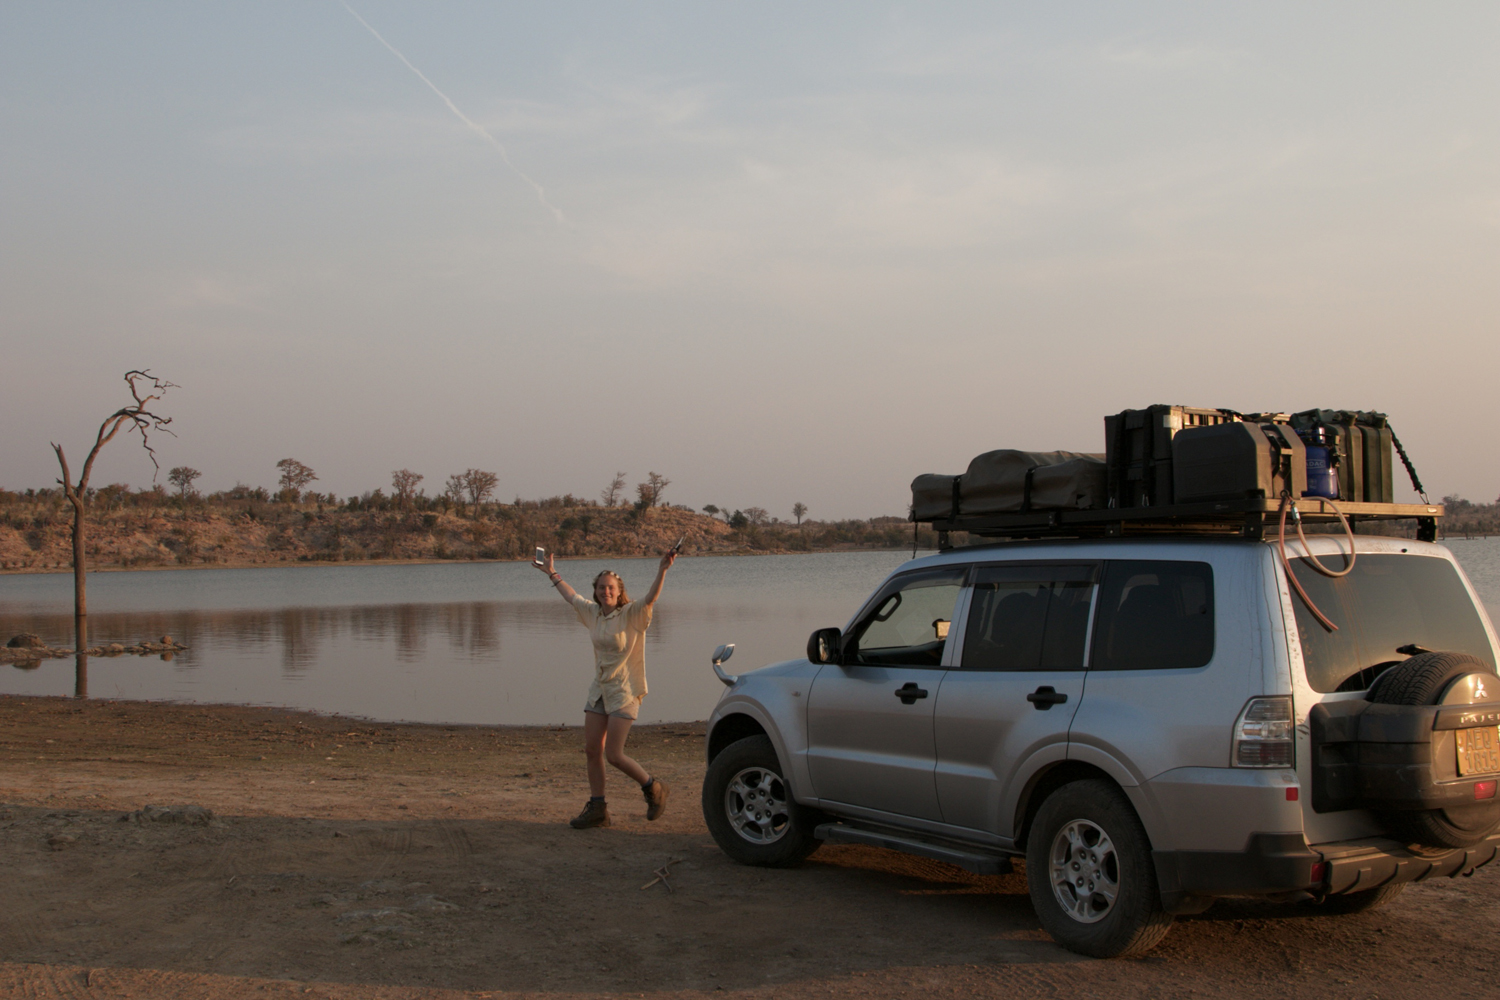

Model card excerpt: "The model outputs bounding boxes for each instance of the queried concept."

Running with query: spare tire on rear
[1369,651,1500,850]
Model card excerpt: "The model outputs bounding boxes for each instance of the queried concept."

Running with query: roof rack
[924,498,1444,547]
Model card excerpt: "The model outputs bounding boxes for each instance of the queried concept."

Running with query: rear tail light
[1476,780,1497,800]
[1233,696,1295,768]
[1309,861,1329,886]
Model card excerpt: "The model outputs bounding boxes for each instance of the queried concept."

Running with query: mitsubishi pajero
[700,534,1500,957]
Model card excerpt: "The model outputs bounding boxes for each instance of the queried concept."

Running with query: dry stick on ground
[51,370,176,687]
[640,858,684,892]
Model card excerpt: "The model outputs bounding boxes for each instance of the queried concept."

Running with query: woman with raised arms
[535,549,676,828]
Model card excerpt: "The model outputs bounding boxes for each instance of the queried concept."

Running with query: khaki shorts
[584,696,639,721]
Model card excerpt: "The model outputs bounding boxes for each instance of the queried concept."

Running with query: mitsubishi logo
[1478,677,1489,701]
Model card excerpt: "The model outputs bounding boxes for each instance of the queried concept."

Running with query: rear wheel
[1025,779,1174,958]
[702,735,821,867]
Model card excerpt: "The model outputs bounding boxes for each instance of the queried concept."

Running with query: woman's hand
[659,550,677,572]
[533,550,556,575]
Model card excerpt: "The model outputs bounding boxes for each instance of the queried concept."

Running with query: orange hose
[1295,497,1357,578]
[1278,494,1339,632]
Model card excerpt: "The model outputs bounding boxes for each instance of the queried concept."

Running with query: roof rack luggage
[912,405,1441,545]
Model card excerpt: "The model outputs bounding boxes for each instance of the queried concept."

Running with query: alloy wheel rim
[725,765,790,844]
[1048,819,1119,924]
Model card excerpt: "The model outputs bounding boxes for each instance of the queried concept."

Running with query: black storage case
[1171,422,1308,504]
[1104,405,1237,508]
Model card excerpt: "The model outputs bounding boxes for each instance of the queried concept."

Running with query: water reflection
[0,590,874,725]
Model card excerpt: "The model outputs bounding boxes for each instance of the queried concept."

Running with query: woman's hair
[592,570,630,606]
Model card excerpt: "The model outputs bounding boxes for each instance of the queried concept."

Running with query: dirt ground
[0,696,1495,999]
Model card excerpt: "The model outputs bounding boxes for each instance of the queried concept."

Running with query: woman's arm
[533,550,578,603]
[641,549,677,607]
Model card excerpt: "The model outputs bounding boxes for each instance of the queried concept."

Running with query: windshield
[1287,553,1495,693]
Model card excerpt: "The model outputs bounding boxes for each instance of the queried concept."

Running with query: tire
[1305,883,1406,915]
[1369,651,1500,850]
[1025,779,1174,958]
[1368,651,1488,707]
[701,735,822,867]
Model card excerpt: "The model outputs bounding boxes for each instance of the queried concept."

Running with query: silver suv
[700,535,1500,957]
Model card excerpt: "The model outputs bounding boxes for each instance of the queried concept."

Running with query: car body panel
[934,669,1085,833]
[805,663,946,820]
[706,658,820,800]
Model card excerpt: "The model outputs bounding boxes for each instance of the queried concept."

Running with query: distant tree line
[3,461,828,542]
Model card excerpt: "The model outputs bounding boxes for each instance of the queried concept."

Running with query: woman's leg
[583,711,608,797]
[604,715,651,786]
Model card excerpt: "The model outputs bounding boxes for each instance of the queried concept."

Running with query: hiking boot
[643,778,669,821]
[569,799,610,829]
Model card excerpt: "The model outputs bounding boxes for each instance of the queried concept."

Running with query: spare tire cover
[1370,651,1500,850]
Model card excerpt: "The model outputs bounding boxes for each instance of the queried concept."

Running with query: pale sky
[3,3,1497,518]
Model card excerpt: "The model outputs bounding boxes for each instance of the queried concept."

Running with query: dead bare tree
[601,471,627,507]
[51,371,176,684]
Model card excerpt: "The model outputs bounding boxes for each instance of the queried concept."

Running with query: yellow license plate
[1456,726,1500,777]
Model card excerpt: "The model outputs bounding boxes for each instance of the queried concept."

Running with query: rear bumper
[1155,831,1500,910]
[1318,833,1500,894]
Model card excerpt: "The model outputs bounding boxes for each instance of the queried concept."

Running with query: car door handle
[894,682,929,705]
[1026,686,1068,710]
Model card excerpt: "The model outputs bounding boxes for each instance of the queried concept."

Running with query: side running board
[814,823,1014,876]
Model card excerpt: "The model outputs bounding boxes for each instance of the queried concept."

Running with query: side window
[847,568,967,668]
[1090,560,1214,671]
[961,564,1098,671]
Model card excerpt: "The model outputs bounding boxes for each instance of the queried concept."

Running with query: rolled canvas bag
[961,450,1107,514]
[910,474,959,522]
[910,452,1107,521]
[1028,456,1109,511]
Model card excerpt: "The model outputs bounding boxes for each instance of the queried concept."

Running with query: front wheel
[1026,779,1174,958]
[702,735,821,867]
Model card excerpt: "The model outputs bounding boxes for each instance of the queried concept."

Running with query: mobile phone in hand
[671,535,685,553]
[534,546,546,567]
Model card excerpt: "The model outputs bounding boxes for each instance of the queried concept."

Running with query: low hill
[0,495,935,573]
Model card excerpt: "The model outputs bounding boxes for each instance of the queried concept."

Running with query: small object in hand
[671,535,685,553]
[533,546,546,567]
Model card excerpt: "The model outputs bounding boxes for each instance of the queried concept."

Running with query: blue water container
[1298,426,1338,499]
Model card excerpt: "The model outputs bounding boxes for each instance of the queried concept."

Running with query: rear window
[1288,554,1495,693]
[1089,560,1215,671]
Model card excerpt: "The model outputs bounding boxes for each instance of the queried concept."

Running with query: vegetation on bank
[0,474,935,572]
[1429,496,1500,538]
[5,451,1490,573]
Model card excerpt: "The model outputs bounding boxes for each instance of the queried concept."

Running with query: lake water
[2,540,1498,726]
[0,552,917,725]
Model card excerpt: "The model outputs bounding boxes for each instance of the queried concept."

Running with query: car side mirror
[807,627,844,665]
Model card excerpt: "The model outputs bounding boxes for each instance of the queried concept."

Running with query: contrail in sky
[339,0,567,226]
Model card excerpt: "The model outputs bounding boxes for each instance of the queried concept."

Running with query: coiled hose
[1277,493,1357,632]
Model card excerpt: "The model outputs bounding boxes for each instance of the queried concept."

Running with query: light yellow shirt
[570,594,654,713]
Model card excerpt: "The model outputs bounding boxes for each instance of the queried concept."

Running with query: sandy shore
[1,695,1495,999]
